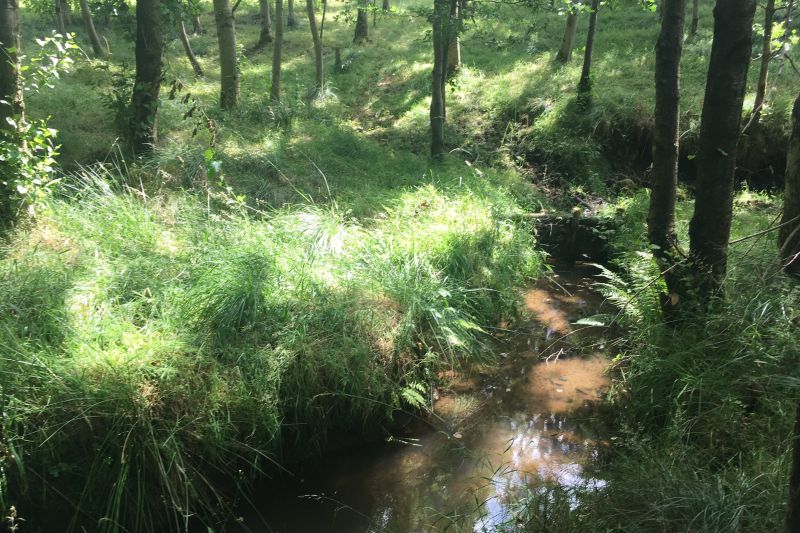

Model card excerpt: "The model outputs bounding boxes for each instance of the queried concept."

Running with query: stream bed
[243,266,612,532]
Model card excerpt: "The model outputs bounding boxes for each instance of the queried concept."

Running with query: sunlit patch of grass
[0,160,543,531]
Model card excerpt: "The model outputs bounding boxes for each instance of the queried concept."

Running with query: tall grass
[506,190,800,532]
[0,161,543,531]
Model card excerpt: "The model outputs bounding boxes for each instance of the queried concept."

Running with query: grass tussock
[0,161,543,531]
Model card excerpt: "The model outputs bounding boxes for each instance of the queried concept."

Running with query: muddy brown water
[241,266,612,533]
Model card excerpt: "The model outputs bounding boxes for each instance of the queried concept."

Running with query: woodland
[1,0,800,531]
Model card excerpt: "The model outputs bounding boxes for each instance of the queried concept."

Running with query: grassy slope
[3,0,800,531]
[4,2,550,531]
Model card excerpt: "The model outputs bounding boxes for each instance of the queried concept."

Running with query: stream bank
[235,266,615,532]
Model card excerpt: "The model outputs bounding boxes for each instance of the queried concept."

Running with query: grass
[503,189,800,532]
[4,0,800,531]
[0,159,543,530]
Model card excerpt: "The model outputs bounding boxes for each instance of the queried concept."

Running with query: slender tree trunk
[79,0,105,57]
[287,0,297,27]
[191,14,203,33]
[555,7,579,63]
[786,401,800,532]
[306,0,323,91]
[354,0,369,43]
[648,0,685,304]
[271,0,284,100]
[688,0,756,298]
[752,0,775,124]
[213,0,240,109]
[61,0,72,24]
[131,0,163,153]
[779,94,800,276]
[784,0,794,51]
[382,0,388,10]
[0,0,23,220]
[690,0,699,35]
[255,0,273,48]
[55,0,67,35]
[577,0,599,98]
[446,0,460,75]
[179,19,204,76]
[0,0,23,130]
[430,0,449,159]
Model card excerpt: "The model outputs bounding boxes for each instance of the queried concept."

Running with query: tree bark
[0,0,23,131]
[287,0,297,27]
[191,14,203,34]
[690,0,699,35]
[786,401,800,532]
[213,0,240,109]
[131,0,163,153]
[430,0,449,159]
[555,6,579,63]
[779,94,800,276]
[446,0,460,75]
[648,0,685,302]
[179,19,204,76]
[79,0,105,57]
[0,0,23,220]
[306,0,323,91]
[752,0,775,124]
[55,0,67,35]
[688,0,756,298]
[255,0,273,48]
[354,0,369,43]
[577,0,599,98]
[271,0,284,101]
[61,0,72,24]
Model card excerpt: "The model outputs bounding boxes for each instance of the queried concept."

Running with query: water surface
[244,267,611,532]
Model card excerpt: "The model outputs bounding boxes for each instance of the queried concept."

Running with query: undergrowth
[0,162,543,531]
[507,191,800,532]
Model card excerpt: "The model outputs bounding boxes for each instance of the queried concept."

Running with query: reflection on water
[244,268,611,533]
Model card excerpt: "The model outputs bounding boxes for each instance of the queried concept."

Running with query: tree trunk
[0,0,23,130]
[779,94,800,276]
[287,0,297,27]
[61,0,72,24]
[79,0,105,57]
[446,0,460,75]
[191,14,203,34]
[354,0,369,43]
[688,0,756,298]
[255,0,272,48]
[382,0,388,10]
[690,0,699,35]
[447,38,460,73]
[179,19,204,76]
[784,0,794,52]
[577,0,599,98]
[555,7,579,63]
[271,0,284,101]
[752,0,775,124]
[55,0,67,35]
[430,0,449,159]
[648,0,685,303]
[213,0,240,109]
[306,0,323,91]
[0,0,23,220]
[786,401,800,532]
[131,0,163,153]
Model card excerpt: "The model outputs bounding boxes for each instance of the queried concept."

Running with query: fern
[594,252,664,326]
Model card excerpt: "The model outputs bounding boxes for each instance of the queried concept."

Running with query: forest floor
[2,0,799,531]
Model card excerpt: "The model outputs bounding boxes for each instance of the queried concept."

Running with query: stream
[242,265,612,532]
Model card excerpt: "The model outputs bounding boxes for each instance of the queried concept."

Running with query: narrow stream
[243,266,612,532]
